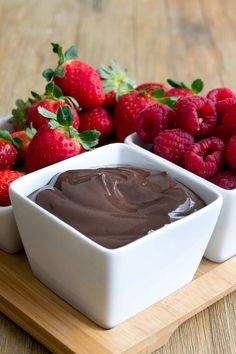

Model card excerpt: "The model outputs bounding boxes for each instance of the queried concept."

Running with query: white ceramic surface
[125,133,236,263]
[10,144,222,328]
[0,115,23,253]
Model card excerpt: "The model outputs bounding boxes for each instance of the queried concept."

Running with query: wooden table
[0,0,236,353]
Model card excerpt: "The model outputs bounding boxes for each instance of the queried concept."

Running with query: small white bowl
[10,143,222,328]
[125,133,236,263]
[0,115,23,253]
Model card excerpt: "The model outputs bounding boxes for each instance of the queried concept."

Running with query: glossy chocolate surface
[29,167,205,248]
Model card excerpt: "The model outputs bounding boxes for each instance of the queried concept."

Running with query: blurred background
[1,0,236,116]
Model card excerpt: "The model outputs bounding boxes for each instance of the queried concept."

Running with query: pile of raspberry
[135,87,236,190]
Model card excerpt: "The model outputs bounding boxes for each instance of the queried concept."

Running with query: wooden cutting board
[0,250,236,354]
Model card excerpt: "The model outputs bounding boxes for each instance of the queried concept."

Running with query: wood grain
[1,0,236,353]
[0,251,236,354]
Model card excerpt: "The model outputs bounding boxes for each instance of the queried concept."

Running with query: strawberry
[0,170,25,206]
[11,82,80,131]
[0,130,21,170]
[97,60,136,111]
[136,82,168,95]
[166,78,204,98]
[25,105,100,173]
[79,107,113,141]
[114,91,156,142]
[11,128,35,160]
[43,43,105,110]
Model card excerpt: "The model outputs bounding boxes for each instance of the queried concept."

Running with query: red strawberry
[79,107,113,141]
[0,130,20,170]
[0,170,25,206]
[11,129,35,160]
[97,60,136,111]
[25,106,100,173]
[11,82,80,131]
[166,78,204,98]
[27,99,80,131]
[136,82,168,95]
[114,91,156,142]
[43,43,105,110]
[165,88,193,98]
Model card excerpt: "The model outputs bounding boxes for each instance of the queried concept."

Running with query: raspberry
[175,96,217,137]
[153,128,194,166]
[222,111,236,136]
[206,88,236,103]
[165,88,193,98]
[135,104,175,143]
[184,137,225,179]
[226,135,236,170]
[215,97,236,123]
[211,124,231,142]
[209,170,236,190]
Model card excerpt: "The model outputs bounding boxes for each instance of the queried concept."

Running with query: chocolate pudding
[29,167,205,249]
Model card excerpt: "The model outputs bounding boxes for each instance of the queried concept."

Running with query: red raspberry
[153,128,194,166]
[135,104,175,143]
[79,107,113,141]
[136,82,168,95]
[222,111,236,136]
[184,137,225,179]
[211,125,231,143]
[206,88,236,103]
[165,88,193,98]
[175,96,217,137]
[209,170,236,190]
[226,135,236,170]
[215,97,236,123]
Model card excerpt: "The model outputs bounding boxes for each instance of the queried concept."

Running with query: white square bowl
[0,115,23,253]
[125,133,236,263]
[10,143,222,328]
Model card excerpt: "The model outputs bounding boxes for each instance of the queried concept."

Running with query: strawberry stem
[97,60,136,100]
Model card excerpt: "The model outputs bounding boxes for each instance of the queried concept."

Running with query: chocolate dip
[29,167,205,249]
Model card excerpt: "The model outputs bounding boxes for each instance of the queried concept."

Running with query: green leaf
[167,79,183,89]
[69,126,78,137]
[54,65,65,78]
[151,89,165,98]
[76,130,100,150]
[65,46,79,61]
[45,82,63,98]
[65,96,79,108]
[158,96,178,109]
[48,120,60,130]
[191,79,204,94]
[180,81,190,90]
[12,137,22,150]
[51,42,64,65]
[42,68,54,82]
[38,106,57,120]
[0,129,13,143]
[10,98,31,130]
[31,91,43,100]
[26,126,37,139]
[57,106,74,126]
